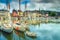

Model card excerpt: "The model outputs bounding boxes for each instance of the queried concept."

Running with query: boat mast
[18,0,21,20]
[6,0,10,10]
[19,0,20,10]
[6,0,11,23]
[25,1,27,17]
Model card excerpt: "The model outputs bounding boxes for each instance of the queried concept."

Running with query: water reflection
[1,31,13,40]
[13,30,25,40]
[0,23,60,40]
[0,30,36,40]
[13,30,36,40]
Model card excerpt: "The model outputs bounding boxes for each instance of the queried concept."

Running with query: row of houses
[0,9,60,21]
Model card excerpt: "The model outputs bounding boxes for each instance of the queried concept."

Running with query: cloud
[10,1,25,12]
[10,1,35,11]
[31,0,60,3]
[0,3,7,9]
[10,1,19,10]
[26,3,53,10]
[30,0,60,12]
[1,0,60,13]
[10,1,60,12]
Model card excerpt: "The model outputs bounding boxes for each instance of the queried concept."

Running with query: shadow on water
[1,23,60,40]
[0,30,36,40]
[0,31,1,40]
[13,30,25,40]
[1,31,13,40]
[14,30,36,40]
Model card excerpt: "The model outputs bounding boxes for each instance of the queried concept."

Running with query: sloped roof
[18,10,22,12]
[0,9,9,12]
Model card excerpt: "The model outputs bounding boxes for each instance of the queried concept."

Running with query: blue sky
[0,0,30,4]
[0,0,30,12]
[0,0,60,13]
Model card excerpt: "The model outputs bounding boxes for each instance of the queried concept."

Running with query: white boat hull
[26,31,36,37]
[2,27,13,33]
[13,24,26,32]
[1,24,13,33]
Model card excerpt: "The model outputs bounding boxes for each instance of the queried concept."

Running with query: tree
[49,12,56,17]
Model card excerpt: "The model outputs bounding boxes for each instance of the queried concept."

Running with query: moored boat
[13,23,26,32]
[26,31,37,38]
[2,23,13,33]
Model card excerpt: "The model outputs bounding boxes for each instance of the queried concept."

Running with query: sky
[0,0,60,13]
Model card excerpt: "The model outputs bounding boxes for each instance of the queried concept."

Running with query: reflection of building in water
[15,31,25,37]
[1,32,13,40]
[14,30,25,40]
[0,9,10,23]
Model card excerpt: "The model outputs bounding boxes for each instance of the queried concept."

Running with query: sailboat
[1,0,13,33]
[1,10,13,33]
[26,31,37,38]
[0,10,13,33]
[2,25,13,33]
[2,23,13,33]
[13,22,29,32]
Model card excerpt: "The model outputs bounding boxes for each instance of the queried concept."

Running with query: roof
[0,9,9,12]
[18,10,22,12]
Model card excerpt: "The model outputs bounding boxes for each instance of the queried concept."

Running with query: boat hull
[2,27,13,33]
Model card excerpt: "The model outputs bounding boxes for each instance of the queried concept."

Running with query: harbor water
[0,23,60,40]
